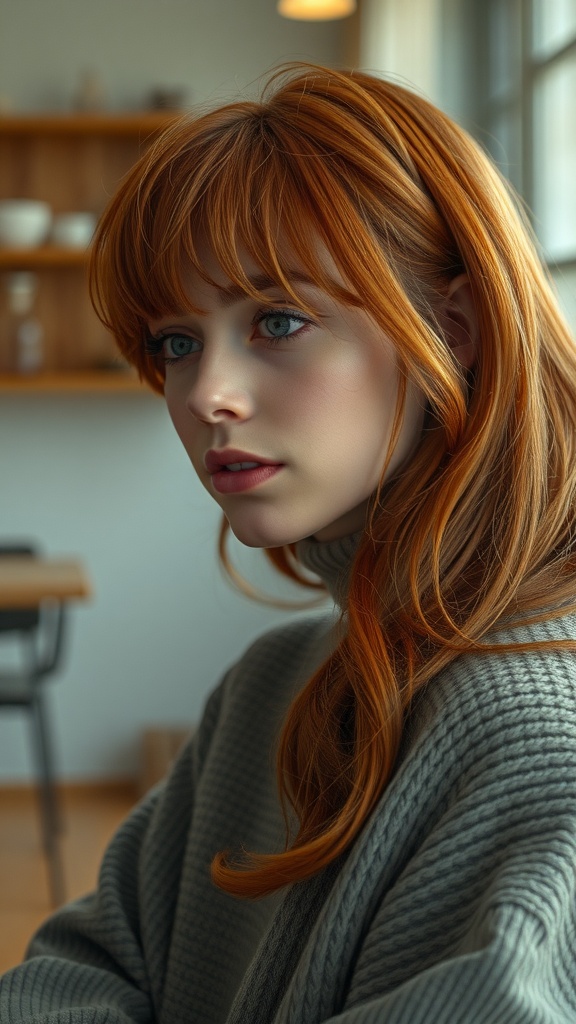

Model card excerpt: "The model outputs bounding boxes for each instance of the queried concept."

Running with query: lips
[204,448,285,495]
[204,448,282,475]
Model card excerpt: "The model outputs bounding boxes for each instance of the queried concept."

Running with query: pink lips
[205,448,284,494]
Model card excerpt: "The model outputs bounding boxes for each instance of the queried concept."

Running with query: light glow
[277,0,356,20]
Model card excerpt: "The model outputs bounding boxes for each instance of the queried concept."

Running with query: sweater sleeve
[356,730,574,1018]
[270,640,576,1024]
[0,679,225,1024]
[320,902,575,1023]
[333,668,576,1022]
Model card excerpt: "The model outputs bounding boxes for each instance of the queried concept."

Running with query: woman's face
[148,243,425,548]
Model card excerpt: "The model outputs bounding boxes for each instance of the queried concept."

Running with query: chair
[0,544,66,907]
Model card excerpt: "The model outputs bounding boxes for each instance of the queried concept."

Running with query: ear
[439,273,478,371]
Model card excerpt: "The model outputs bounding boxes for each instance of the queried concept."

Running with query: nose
[184,345,255,424]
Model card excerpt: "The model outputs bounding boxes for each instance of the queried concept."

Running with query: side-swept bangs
[90,70,463,404]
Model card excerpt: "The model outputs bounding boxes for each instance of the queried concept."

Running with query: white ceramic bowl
[51,211,96,249]
[0,199,52,248]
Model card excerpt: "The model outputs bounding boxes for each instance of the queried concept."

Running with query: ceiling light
[277,0,356,20]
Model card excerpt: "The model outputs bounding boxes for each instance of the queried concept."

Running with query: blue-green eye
[144,332,200,363]
[256,310,310,341]
[262,313,294,337]
[164,334,199,359]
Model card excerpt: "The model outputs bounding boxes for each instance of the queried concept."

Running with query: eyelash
[144,307,314,365]
[144,333,197,366]
[253,307,314,345]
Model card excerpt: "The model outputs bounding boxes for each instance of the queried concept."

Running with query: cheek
[271,369,353,439]
[277,358,397,465]
[312,356,397,432]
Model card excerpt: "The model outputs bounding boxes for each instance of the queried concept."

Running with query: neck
[295,531,362,608]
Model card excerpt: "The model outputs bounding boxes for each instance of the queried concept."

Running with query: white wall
[0,0,346,112]
[0,394,325,780]
[0,0,345,781]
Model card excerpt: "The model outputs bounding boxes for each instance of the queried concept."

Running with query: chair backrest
[0,543,41,633]
[0,543,67,677]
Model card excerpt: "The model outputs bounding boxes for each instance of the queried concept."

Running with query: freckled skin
[150,244,425,549]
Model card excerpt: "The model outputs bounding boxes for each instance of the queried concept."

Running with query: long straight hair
[90,63,576,898]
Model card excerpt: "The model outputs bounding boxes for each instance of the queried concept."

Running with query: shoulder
[184,609,339,782]
[219,609,339,709]
[233,609,338,664]
[398,610,576,830]
[413,610,576,742]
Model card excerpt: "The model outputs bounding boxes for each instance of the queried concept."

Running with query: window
[473,0,576,328]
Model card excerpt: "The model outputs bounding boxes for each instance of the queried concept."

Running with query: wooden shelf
[0,112,180,136]
[0,371,155,394]
[0,246,88,268]
[0,113,173,392]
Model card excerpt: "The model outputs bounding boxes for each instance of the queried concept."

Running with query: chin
[228,525,302,550]
[226,515,315,550]
[226,504,368,549]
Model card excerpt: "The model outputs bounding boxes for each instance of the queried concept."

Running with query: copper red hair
[90,64,576,898]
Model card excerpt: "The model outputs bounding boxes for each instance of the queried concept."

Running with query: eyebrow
[216,271,316,307]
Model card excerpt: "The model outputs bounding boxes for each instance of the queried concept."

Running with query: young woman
[2,62,576,1023]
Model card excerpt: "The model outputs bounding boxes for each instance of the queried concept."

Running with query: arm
[0,682,224,1024]
[261,642,576,1024]
[325,902,574,1023]
[0,788,162,1024]
[1,783,169,1023]
[334,688,576,1020]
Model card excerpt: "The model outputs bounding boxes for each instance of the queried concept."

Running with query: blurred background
[0,0,574,928]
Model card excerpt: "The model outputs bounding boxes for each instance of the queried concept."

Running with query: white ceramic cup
[51,211,97,249]
[0,199,52,248]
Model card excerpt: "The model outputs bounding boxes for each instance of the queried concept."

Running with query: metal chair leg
[29,690,66,907]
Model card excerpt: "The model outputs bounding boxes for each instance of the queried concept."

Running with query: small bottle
[73,70,106,112]
[5,272,44,374]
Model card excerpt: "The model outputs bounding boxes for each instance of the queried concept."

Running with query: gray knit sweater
[2,532,576,1023]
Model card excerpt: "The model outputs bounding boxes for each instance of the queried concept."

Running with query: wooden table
[0,554,91,909]
[0,557,91,608]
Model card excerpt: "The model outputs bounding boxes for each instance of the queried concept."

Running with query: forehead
[173,234,353,314]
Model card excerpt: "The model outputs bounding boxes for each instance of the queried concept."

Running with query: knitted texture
[1,533,576,1023]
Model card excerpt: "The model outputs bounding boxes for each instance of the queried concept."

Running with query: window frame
[472,0,576,287]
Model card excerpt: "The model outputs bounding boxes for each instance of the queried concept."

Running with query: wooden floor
[0,782,138,974]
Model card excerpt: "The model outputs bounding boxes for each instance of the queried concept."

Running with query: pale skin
[148,243,475,550]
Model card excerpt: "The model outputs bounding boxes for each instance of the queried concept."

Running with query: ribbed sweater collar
[295,531,362,607]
